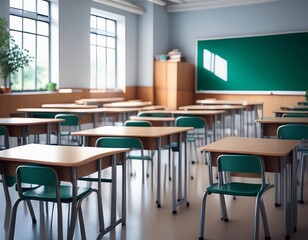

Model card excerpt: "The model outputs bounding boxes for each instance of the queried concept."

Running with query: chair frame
[198,154,273,240]
[9,165,92,240]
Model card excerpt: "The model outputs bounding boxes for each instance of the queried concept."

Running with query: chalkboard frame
[195,31,308,95]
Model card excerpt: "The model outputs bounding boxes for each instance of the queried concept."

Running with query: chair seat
[208,182,263,197]
[23,185,92,203]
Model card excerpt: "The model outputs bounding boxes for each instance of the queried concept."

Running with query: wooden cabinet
[154,61,195,109]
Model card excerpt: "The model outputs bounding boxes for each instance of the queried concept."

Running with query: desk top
[196,99,263,106]
[0,117,64,125]
[75,97,125,105]
[201,136,299,157]
[0,144,128,167]
[173,110,225,115]
[41,103,98,109]
[129,116,175,122]
[16,107,141,114]
[256,117,308,124]
[103,101,152,108]
[179,105,244,110]
[72,126,193,138]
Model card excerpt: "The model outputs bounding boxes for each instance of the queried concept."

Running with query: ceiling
[164,0,279,13]
[94,0,279,14]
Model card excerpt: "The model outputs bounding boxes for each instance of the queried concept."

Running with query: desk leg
[97,159,105,232]
[47,123,51,145]
[122,154,126,224]
[68,167,78,240]
[291,149,298,233]
[156,137,162,208]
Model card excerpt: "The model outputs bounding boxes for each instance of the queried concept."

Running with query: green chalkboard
[196,32,308,93]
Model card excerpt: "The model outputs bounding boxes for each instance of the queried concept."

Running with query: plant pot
[0,86,11,93]
[46,82,57,92]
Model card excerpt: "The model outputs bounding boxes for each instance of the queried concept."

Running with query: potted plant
[0,17,32,93]
[305,89,308,102]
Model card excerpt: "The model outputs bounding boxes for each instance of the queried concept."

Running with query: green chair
[124,120,155,183]
[137,111,172,117]
[198,155,273,240]
[28,112,58,144]
[0,127,37,227]
[277,124,308,203]
[282,113,308,118]
[55,114,82,146]
[172,116,208,179]
[9,165,93,240]
[0,125,9,150]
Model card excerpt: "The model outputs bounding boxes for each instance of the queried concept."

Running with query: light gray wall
[58,0,90,88]
[169,0,308,64]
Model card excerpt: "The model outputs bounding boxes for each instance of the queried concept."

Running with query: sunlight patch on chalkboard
[203,49,227,81]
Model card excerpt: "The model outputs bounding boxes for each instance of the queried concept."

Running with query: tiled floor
[1,144,308,240]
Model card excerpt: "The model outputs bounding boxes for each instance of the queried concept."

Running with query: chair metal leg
[26,200,37,224]
[260,199,271,239]
[219,194,228,221]
[299,154,307,203]
[8,199,23,240]
[198,190,209,240]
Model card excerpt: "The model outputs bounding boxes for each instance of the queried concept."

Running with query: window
[9,0,50,91]
[90,9,125,90]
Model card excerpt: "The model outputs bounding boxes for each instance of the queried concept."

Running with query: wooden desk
[129,116,175,126]
[72,126,193,213]
[179,105,245,137]
[16,107,137,128]
[103,101,152,108]
[201,136,300,239]
[41,103,98,109]
[196,100,263,136]
[0,144,129,239]
[75,97,125,106]
[0,117,63,145]
[256,117,308,137]
[136,110,225,141]
[172,110,225,141]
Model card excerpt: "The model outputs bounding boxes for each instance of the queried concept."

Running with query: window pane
[10,0,22,9]
[37,21,49,36]
[90,45,97,88]
[107,20,115,34]
[106,48,115,89]
[24,18,36,33]
[23,33,36,90]
[97,17,105,31]
[90,33,96,45]
[90,15,96,29]
[37,36,49,89]
[106,37,115,48]
[10,30,22,46]
[23,0,36,13]
[37,0,49,16]
[97,35,105,47]
[97,47,106,89]
[10,15,22,31]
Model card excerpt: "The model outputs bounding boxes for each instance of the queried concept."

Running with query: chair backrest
[277,124,308,140]
[0,126,9,149]
[55,114,80,127]
[29,112,57,118]
[282,113,308,118]
[95,137,144,150]
[124,120,152,127]
[217,154,266,185]
[175,116,207,129]
[137,112,171,117]
[16,165,59,196]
